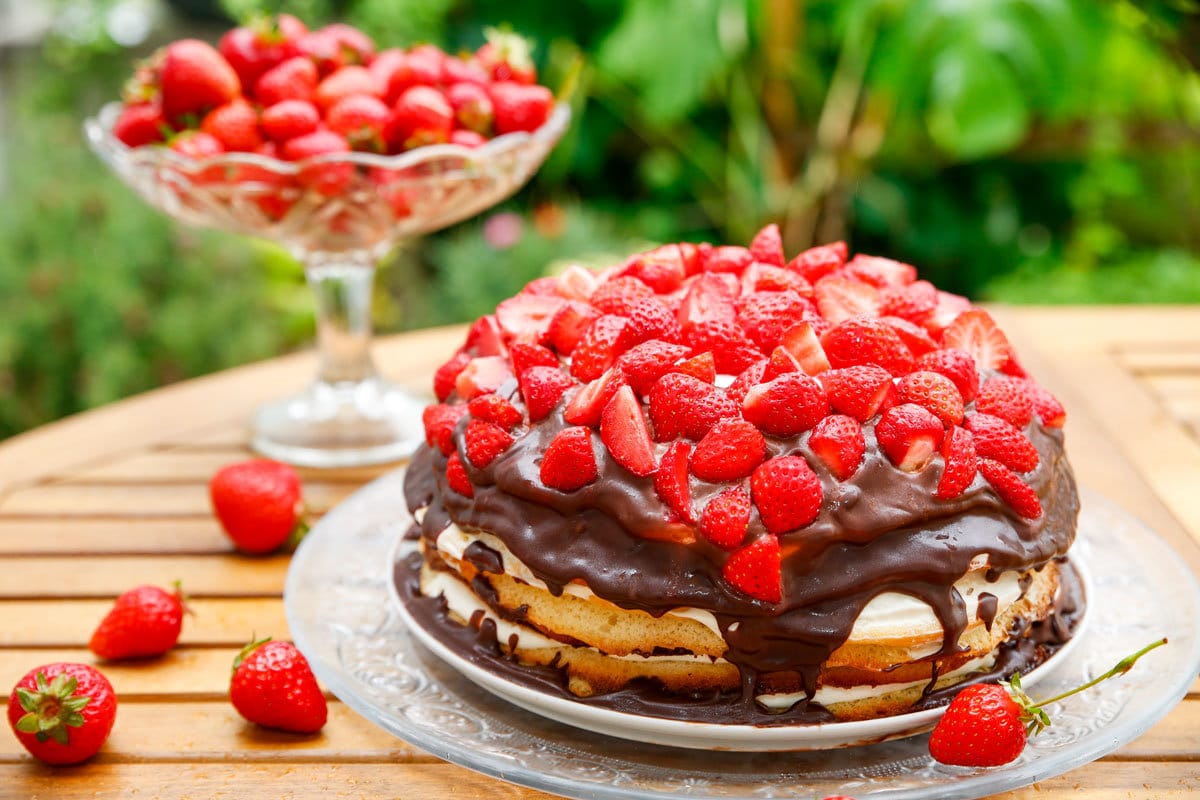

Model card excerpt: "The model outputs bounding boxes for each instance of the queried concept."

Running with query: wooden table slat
[0,555,289,597]
[0,518,233,555]
[0,648,265,696]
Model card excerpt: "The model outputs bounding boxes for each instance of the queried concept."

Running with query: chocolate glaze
[977,592,999,632]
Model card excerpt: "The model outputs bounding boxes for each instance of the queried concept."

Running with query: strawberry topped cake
[400,228,1082,724]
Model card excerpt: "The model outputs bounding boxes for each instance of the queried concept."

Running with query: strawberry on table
[89,583,186,660]
[7,663,117,765]
[230,638,327,734]
[209,459,306,554]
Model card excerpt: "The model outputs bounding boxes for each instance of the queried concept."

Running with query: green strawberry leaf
[15,713,40,734]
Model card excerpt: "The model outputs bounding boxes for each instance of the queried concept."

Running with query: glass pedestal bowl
[84,101,570,467]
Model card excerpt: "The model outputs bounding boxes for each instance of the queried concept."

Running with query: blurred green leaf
[926,44,1030,158]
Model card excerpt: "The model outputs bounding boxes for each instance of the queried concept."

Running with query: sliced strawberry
[563,366,626,428]
[623,244,687,293]
[822,317,915,376]
[979,458,1042,519]
[463,418,514,468]
[942,309,1011,371]
[648,373,741,441]
[780,321,831,375]
[808,415,865,480]
[742,373,829,437]
[518,366,573,422]
[722,535,782,603]
[842,254,917,288]
[751,456,823,535]
[1022,381,1066,428]
[617,340,692,396]
[624,297,682,344]
[509,342,558,377]
[1000,350,1029,378]
[936,426,978,499]
[546,300,601,356]
[737,290,808,352]
[815,277,881,325]
[881,316,937,357]
[749,224,785,267]
[761,346,800,382]
[703,245,754,274]
[672,351,717,384]
[879,280,938,323]
[600,385,657,477]
[963,413,1039,473]
[454,355,513,400]
[875,404,945,472]
[445,452,474,497]
[467,394,522,429]
[570,315,632,382]
[699,487,752,551]
[653,441,694,523]
[787,241,848,282]
[495,293,566,341]
[540,427,599,492]
[677,272,739,328]
[683,319,763,374]
[555,265,599,301]
[464,315,507,357]
[522,277,562,296]
[924,291,973,334]
[590,276,654,316]
[433,351,471,401]
[976,377,1034,428]
[422,403,465,455]
[726,359,768,405]
[819,365,893,422]
[743,262,812,297]
[897,370,964,426]
[691,419,767,482]
[916,348,980,402]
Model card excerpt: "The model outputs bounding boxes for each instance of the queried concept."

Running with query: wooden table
[1,307,1198,799]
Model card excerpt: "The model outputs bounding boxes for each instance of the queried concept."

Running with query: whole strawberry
[159,39,241,124]
[929,639,1166,767]
[89,583,186,660]
[209,460,306,554]
[230,638,327,734]
[7,663,117,765]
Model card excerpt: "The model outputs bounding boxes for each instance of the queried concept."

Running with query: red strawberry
[808,415,865,480]
[814,277,881,324]
[218,15,307,90]
[683,319,763,374]
[201,99,262,151]
[676,272,738,328]
[89,584,185,660]
[699,488,752,550]
[571,315,632,382]
[879,279,937,322]
[450,129,487,148]
[722,536,782,603]
[260,99,320,143]
[925,290,973,334]
[7,663,117,764]
[454,355,513,400]
[314,65,379,112]
[964,413,1039,473]
[600,385,657,477]
[563,366,626,427]
[490,81,553,134]
[281,130,353,196]
[380,48,441,103]
[916,348,980,402]
[744,263,812,296]
[737,290,808,352]
[386,86,454,150]
[255,56,318,106]
[702,245,754,274]
[977,377,1034,428]
[230,638,327,734]
[114,103,167,147]
[1023,381,1066,428]
[591,276,654,316]
[169,130,225,164]
[822,317,915,376]
[780,321,831,374]
[1000,350,1029,378]
[726,359,768,405]
[209,460,305,554]
[875,404,945,472]
[936,425,978,499]
[442,55,490,86]
[691,419,767,482]
[464,419,514,468]
[496,294,566,343]
[819,365,893,422]
[464,315,508,357]
[624,297,682,344]
[672,351,717,383]
[618,340,692,396]
[942,309,1011,371]
[446,82,494,135]
[519,366,573,421]
[843,254,917,288]
[295,24,374,76]
[880,316,938,357]
[751,456,823,535]
[540,427,598,491]
[509,342,559,377]
[654,441,695,523]
[761,346,800,382]
[749,223,785,267]
[897,370,964,426]
[442,452,473,497]
[468,394,523,429]
[648,373,742,441]
[326,94,389,151]
[434,351,471,401]
[742,373,829,437]
[159,39,241,123]
[476,28,537,84]
[422,403,465,455]
[623,245,687,293]
[787,241,848,282]
[547,300,601,355]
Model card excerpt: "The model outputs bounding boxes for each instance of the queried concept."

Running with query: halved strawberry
[815,277,881,325]
[923,291,972,335]
[749,223,785,267]
[683,319,763,374]
[819,365,893,422]
[743,262,812,297]
[653,441,694,523]
[433,351,471,401]
[703,245,754,274]
[780,321,831,375]
[617,340,692,396]
[522,277,561,296]
[676,272,738,328]
[570,315,632,381]
[822,317,915,376]
[787,241,847,282]
[563,366,626,428]
[445,452,474,497]
[761,346,800,381]
[467,394,522,429]
[422,403,465,455]
[751,456,823,535]
[509,342,558,377]
[518,366,573,422]
[540,427,599,492]
[916,348,980,402]
[942,309,1011,371]
[546,300,601,356]
[495,293,566,341]
[879,279,937,323]
[936,426,977,499]
[963,413,1038,473]
[742,373,829,437]
[648,373,741,441]
[976,377,1034,428]
[737,290,808,352]
[554,265,600,301]
[623,244,687,293]
[726,359,768,405]
[463,418,514,468]
[691,419,767,482]
[672,351,717,384]
[1000,350,1028,378]
[897,371,964,426]
[699,487,752,551]
[1022,381,1066,428]
[842,254,917,288]
[979,458,1042,519]
[881,316,938,357]
[464,315,507,357]
[454,356,513,400]
[807,415,865,480]
[722,535,782,603]
[875,404,945,472]
[590,276,654,315]
[600,385,657,477]
[624,297,682,344]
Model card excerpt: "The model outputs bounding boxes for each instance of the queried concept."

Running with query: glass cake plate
[284,470,1200,799]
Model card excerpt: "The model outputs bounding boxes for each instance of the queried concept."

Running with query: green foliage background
[0,0,1197,438]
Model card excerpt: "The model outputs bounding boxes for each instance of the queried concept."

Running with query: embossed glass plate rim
[284,471,1200,800]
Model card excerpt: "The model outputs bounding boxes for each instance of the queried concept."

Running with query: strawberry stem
[1030,638,1166,709]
